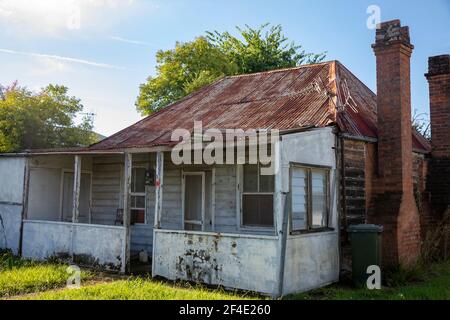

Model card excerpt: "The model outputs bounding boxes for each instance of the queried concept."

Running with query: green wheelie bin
[347,224,383,287]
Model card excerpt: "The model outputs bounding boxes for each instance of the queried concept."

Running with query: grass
[286,260,450,300]
[2,249,449,300]
[20,278,253,300]
[0,250,92,298]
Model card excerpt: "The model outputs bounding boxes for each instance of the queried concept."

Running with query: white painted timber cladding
[153,230,279,295]
[22,220,125,270]
[0,157,25,204]
[0,157,25,254]
[280,128,340,295]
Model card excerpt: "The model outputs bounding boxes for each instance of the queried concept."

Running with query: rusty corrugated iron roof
[88,60,430,152]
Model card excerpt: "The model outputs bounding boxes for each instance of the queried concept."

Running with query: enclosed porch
[20,151,159,272]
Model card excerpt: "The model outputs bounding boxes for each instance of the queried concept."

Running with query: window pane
[135,196,146,209]
[132,168,146,193]
[131,195,145,209]
[243,165,258,192]
[291,167,308,231]
[259,165,274,192]
[311,170,328,228]
[242,194,274,227]
[184,175,203,222]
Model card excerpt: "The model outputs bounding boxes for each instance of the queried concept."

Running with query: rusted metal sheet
[83,61,429,153]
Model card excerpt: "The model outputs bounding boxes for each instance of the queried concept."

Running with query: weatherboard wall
[0,157,26,254]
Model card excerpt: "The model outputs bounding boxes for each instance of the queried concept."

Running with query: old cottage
[0,20,448,296]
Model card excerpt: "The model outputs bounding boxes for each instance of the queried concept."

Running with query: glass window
[311,170,327,229]
[291,167,308,231]
[243,165,258,192]
[242,164,275,228]
[132,168,146,193]
[290,165,329,233]
[130,167,146,224]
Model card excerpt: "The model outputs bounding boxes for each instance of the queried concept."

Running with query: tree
[0,82,97,153]
[136,37,238,115]
[207,23,326,74]
[412,108,431,140]
[136,24,326,115]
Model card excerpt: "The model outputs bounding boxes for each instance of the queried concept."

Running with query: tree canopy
[136,23,326,115]
[0,82,97,153]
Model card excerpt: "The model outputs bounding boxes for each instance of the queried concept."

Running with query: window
[290,165,330,233]
[131,167,146,224]
[241,164,274,228]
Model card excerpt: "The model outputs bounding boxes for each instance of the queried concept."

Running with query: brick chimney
[368,20,421,266]
[426,55,450,211]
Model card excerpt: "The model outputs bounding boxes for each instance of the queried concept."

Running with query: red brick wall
[368,20,421,266]
[426,55,450,215]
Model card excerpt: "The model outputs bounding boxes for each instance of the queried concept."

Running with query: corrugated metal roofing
[88,60,430,152]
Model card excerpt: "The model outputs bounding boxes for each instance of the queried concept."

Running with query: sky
[0,0,449,136]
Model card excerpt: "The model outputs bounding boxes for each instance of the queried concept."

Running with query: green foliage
[384,264,426,287]
[0,82,97,153]
[136,37,237,115]
[136,23,326,115]
[286,261,450,300]
[207,23,326,74]
[0,250,29,271]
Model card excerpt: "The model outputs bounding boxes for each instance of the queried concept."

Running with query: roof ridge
[225,60,336,79]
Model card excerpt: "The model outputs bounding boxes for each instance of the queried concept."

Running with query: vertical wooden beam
[18,158,30,256]
[274,139,288,298]
[154,151,164,229]
[72,155,82,223]
[152,152,163,278]
[211,168,216,232]
[122,152,132,274]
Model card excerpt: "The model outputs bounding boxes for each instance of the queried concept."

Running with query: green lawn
[23,278,252,300]
[287,261,450,300]
[2,249,449,300]
[0,251,92,298]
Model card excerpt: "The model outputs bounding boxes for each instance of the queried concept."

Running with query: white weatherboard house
[0,55,431,296]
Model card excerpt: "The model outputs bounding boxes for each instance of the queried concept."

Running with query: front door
[183,172,205,231]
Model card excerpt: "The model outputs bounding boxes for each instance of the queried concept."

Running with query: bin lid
[347,224,383,233]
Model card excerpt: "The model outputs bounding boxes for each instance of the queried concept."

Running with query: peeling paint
[22,221,125,271]
[154,230,279,295]
[0,204,22,254]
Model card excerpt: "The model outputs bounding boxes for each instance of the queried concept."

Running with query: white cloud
[0,48,126,70]
[109,35,156,47]
[0,0,136,35]
[30,57,72,76]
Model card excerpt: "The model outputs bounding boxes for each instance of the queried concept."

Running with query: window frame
[130,166,147,225]
[289,163,332,235]
[240,163,275,230]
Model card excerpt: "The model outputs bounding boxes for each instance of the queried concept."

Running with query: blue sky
[0,0,449,136]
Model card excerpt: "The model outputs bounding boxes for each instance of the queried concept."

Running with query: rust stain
[58,60,429,153]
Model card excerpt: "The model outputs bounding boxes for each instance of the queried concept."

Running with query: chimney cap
[372,20,413,50]
[426,55,450,78]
